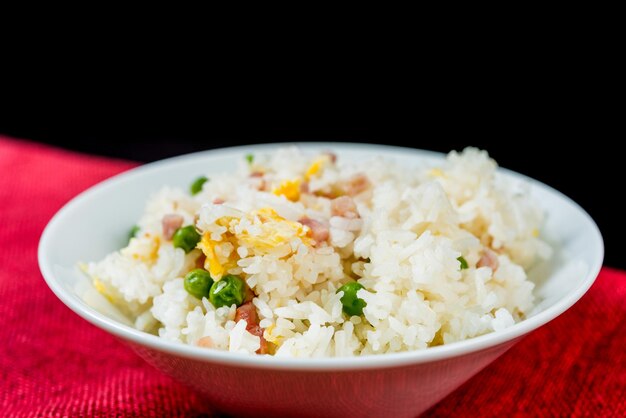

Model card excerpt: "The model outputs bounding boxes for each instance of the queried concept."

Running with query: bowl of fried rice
[39,143,603,417]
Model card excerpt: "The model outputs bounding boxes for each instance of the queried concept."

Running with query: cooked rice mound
[84,147,551,357]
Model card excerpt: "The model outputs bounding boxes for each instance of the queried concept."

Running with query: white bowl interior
[39,143,603,369]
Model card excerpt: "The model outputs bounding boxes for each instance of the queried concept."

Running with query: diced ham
[213,198,225,204]
[331,196,359,219]
[235,302,268,354]
[248,325,268,354]
[324,151,337,164]
[243,285,256,303]
[249,172,266,191]
[195,254,206,269]
[235,301,259,325]
[161,214,184,240]
[299,217,330,245]
[338,173,370,196]
[197,336,214,348]
[300,181,310,194]
[477,248,499,271]
[312,189,336,199]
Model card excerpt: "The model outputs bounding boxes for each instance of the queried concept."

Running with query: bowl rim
[38,142,604,371]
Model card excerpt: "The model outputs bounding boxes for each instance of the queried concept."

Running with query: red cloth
[0,135,624,417]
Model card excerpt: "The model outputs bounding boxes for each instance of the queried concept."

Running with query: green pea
[128,225,140,242]
[190,176,208,195]
[184,269,214,299]
[209,275,246,308]
[337,282,367,316]
[172,225,201,253]
[457,256,469,270]
[245,153,254,164]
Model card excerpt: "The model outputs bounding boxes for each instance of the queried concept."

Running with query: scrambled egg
[199,208,312,278]
[122,234,160,263]
[91,276,116,304]
[93,278,107,294]
[263,324,282,344]
[79,262,114,302]
[428,168,445,178]
[238,208,311,252]
[272,155,331,201]
[200,234,238,278]
[199,216,239,278]
[272,178,302,202]
[305,155,331,180]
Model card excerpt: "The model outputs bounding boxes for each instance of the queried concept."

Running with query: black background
[1,113,618,268]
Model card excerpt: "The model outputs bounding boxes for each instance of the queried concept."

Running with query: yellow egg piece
[93,278,107,294]
[199,209,312,273]
[272,178,301,202]
[200,236,224,278]
[92,278,116,303]
[428,168,445,178]
[199,232,238,279]
[264,324,283,344]
[237,208,312,252]
[305,155,330,180]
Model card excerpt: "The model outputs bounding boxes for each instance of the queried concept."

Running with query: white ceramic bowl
[38,143,603,418]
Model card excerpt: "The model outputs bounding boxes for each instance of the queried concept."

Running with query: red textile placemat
[0,135,624,417]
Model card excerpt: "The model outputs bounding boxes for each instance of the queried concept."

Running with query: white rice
[83,147,551,357]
